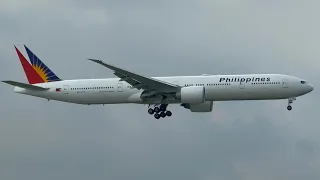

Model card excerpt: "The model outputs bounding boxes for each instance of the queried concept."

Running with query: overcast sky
[0,0,319,180]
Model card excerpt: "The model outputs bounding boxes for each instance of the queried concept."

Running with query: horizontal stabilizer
[2,81,49,91]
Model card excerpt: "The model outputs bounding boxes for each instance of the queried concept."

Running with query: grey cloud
[1,115,318,180]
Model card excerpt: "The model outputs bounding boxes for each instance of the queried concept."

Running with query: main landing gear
[148,104,172,119]
[287,97,296,111]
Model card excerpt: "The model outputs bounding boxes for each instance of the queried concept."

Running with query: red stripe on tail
[15,46,44,84]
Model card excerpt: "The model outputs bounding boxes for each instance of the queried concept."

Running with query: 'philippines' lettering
[219,77,271,83]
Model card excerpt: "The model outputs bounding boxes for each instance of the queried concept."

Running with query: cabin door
[282,79,288,88]
[239,82,245,89]
[63,85,69,94]
[117,83,123,92]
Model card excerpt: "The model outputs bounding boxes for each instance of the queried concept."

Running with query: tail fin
[15,44,61,84]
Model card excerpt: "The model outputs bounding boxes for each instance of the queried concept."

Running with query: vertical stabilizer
[14,44,61,84]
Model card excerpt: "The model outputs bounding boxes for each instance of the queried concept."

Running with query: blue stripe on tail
[24,45,61,82]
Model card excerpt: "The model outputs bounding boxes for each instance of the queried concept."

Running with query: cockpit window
[301,81,306,84]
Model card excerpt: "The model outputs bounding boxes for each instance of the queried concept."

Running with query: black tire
[160,105,167,111]
[160,111,166,118]
[287,105,292,111]
[166,111,172,117]
[154,113,160,119]
[148,108,154,115]
[154,107,160,113]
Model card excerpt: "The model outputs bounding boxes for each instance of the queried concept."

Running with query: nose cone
[308,84,314,92]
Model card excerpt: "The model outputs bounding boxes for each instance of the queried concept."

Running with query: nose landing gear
[148,104,172,119]
[287,97,296,111]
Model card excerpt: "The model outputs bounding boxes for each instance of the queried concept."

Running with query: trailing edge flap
[2,81,49,91]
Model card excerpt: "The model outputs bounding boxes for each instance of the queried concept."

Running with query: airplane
[2,44,314,119]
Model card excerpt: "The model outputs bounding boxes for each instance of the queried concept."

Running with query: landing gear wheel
[154,113,160,119]
[160,111,166,118]
[148,108,154,115]
[287,97,295,111]
[148,104,170,118]
[160,105,167,112]
[154,107,160,113]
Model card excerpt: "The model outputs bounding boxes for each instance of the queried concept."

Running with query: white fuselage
[14,74,313,105]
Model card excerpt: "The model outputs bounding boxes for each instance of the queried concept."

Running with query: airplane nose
[308,84,314,92]
[310,84,314,91]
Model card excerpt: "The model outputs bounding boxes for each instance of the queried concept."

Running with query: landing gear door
[282,79,288,88]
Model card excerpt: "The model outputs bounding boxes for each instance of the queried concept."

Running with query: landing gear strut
[287,97,296,111]
[148,104,172,119]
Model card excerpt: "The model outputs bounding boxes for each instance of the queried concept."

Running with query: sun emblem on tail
[32,65,49,82]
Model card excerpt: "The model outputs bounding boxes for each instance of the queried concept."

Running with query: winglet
[88,58,102,62]
[88,58,104,64]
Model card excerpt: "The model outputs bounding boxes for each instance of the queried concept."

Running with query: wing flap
[2,81,49,91]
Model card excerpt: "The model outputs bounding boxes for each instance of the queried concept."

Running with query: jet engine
[176,86,205,103]
[181,101,213,112]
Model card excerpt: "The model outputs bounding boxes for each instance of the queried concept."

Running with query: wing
[88,59,180,94]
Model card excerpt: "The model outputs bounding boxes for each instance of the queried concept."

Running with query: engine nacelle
[181,101,213,112]
[176,86,205,103]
